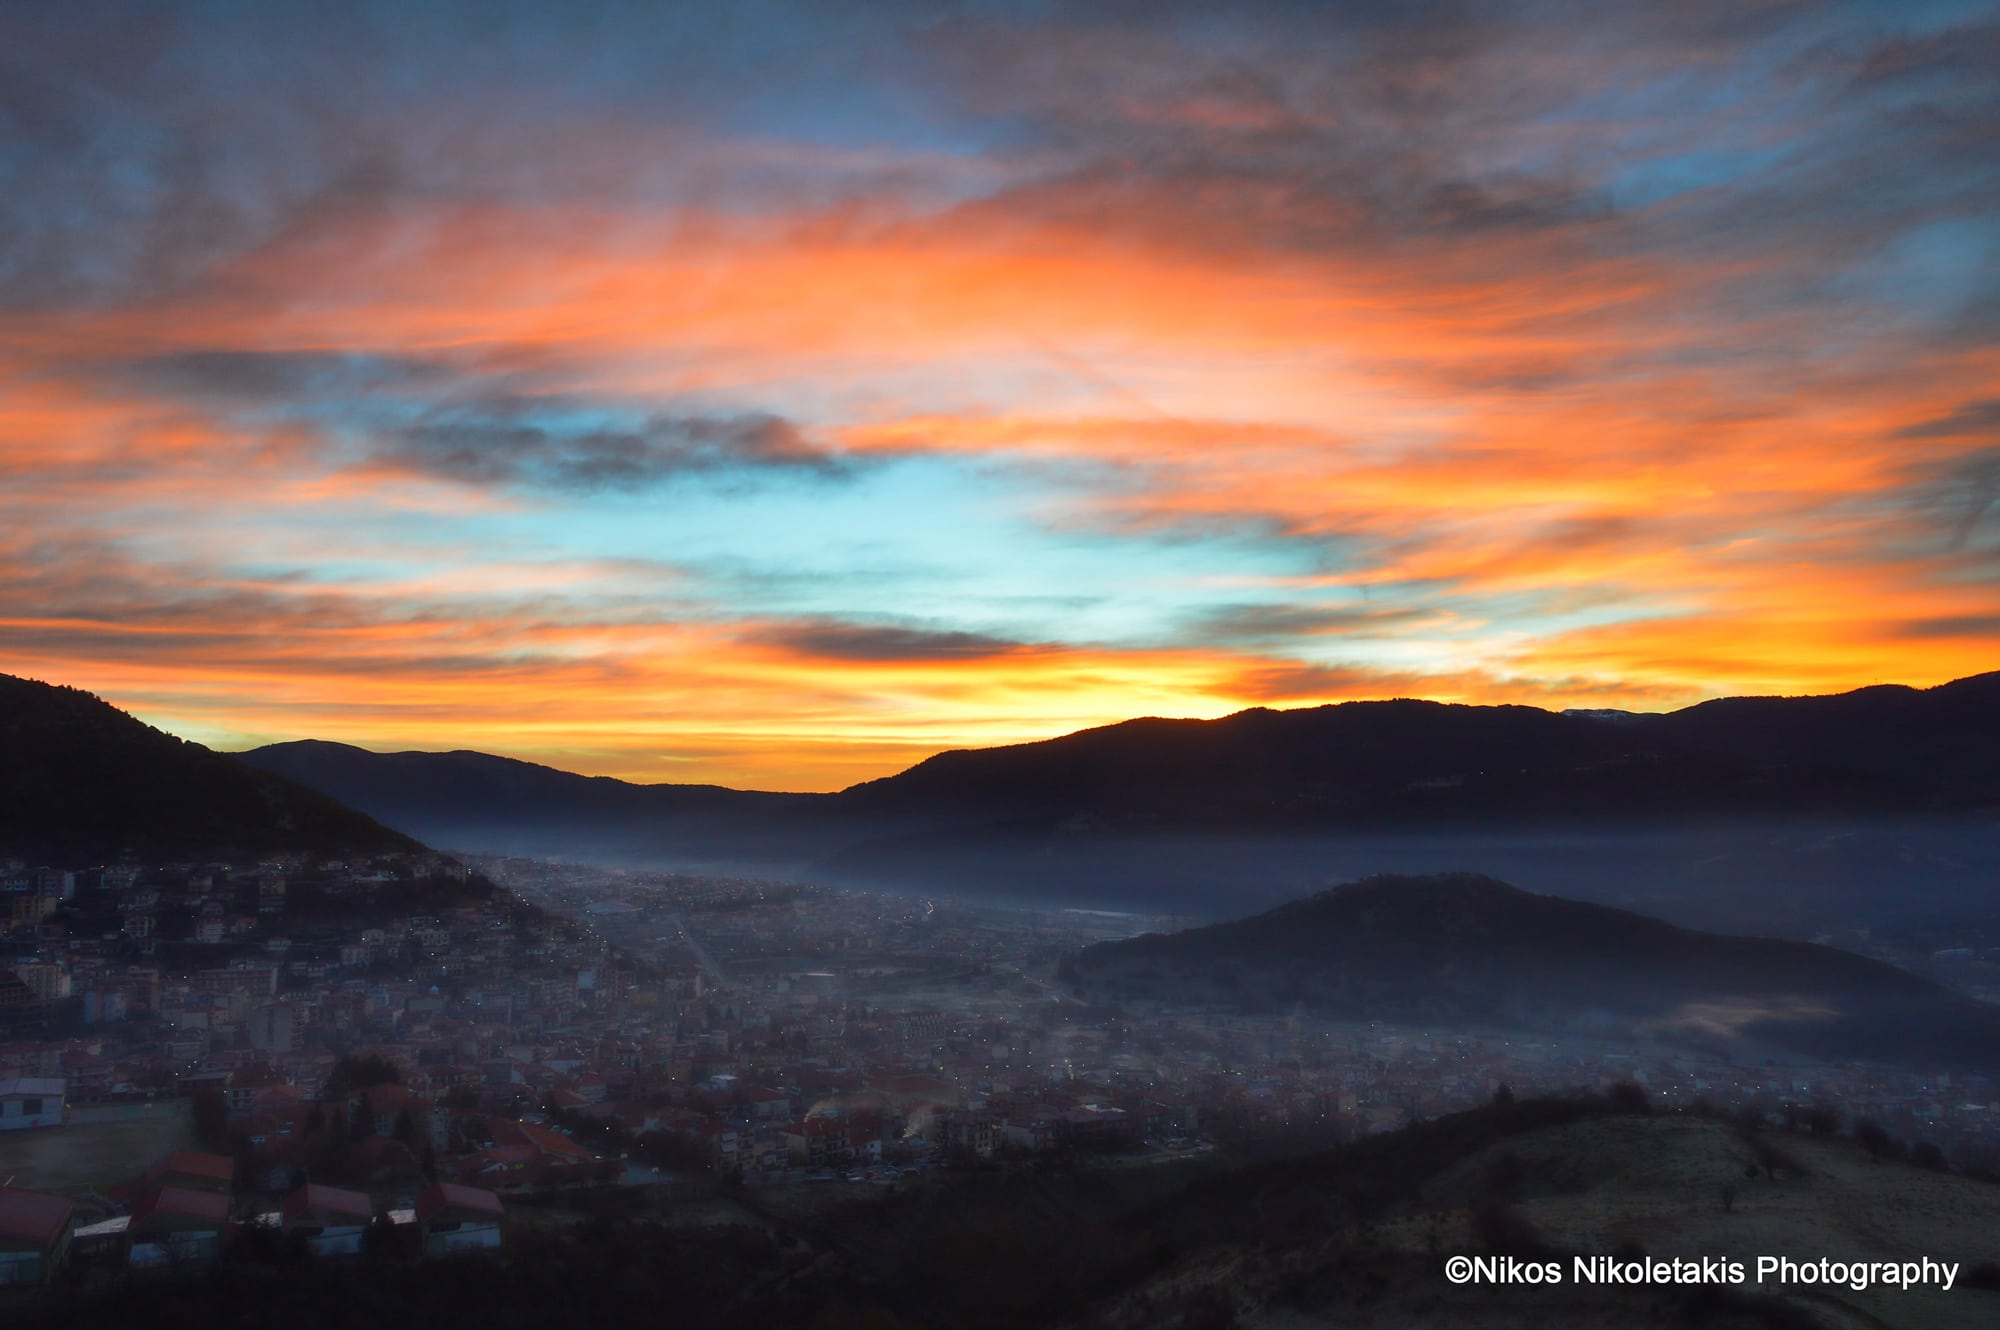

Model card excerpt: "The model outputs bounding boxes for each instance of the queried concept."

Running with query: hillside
[1638,672,2000,802]
[237,739,818,861]
[1101,1100,2000,1330]
[24,1096,2000,1329]
[1066,873,2000,1070]
[828,672,2000,835]
[235,674,2000,899]
[0,674,422,862]
[227,675,2000,943]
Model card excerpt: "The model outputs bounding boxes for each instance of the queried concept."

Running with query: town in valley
[5,844,1997,1294]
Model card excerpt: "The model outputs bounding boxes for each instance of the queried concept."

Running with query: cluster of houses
[0,1149,503,1291]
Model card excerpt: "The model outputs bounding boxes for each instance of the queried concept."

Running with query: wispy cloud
[750,620,1038,663]
[0,0,1995,784]
[374,411,849,493]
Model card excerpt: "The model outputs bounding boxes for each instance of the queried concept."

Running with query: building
[0,1077,65,1130]
[279,1183,375,1257]
[0,1186,76,1288]
[126,1186,230,1269]
[249,1004,295,1054]
[143,1150,235,1193]
[413,1182,504,1256]
[81,988,129,1024]
[0,973,38,1014]
[12,961,70,1002]
[782,1115,851,1169]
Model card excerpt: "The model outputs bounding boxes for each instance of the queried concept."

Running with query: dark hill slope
[240,674,2000,864]
[234,675,2000,932]
[1068,873,2000,1069]
[0,674,421,862]
[1637,671,2000,800]
[835,674,2000,829]
[238,740,822,860]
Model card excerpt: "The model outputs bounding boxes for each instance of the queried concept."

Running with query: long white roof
[0,1077,65,1096]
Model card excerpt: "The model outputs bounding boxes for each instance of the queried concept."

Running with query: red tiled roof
[517,1121,592,1161]
[415,1181,504,1223]
[0,1186,74,1247]
[130,1185,230,1226]
[473,1144,540,1169]
[351,1082,417,1112]
[145,1151,235,1185]
[281,1183,373,1225]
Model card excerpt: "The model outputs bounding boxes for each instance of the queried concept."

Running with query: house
[343,1081,423,1137]
[143,1150,235,1193]
[227,1065,291,1117]
[940,1109,1000,1160]
[781,1115,851,1169]
[1002,1110,1060,1154]
[0,1077,65,1130]
[126,1186,231,1269]
[413,1182,504,1256]
[461,1144,540,1189]
[0,1186,75,1288]
[279,1183,376,1257]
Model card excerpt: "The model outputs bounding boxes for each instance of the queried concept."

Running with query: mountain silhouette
[0,674,422,862]
[234,673,2000,929]
[244,672,2000,844]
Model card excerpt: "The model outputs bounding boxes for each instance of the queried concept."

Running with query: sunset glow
[3,2,1996,788]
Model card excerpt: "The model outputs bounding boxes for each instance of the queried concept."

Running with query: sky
[2,0,1997,790]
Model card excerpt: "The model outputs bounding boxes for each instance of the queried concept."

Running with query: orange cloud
[3,145,1996,786]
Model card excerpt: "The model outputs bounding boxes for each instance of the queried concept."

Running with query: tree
[1484,1150,1526,1202]
[1607,1081,1650,1114]
[1491,1083,1515,1107]
[1806,1103,1841,1138]
[350,1091,376,1140]
[325,1055,402,1098]
[1856,1119,1891,1161]
[1912,1142,1948,1172]
[393,1108,419,1146]
[363,1211,398,1263]
[192,1088,230,1150]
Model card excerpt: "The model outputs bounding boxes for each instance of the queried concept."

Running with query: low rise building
[0,1077,65,1130]
[0,1186,75,1288]
[414,1182,504,1256]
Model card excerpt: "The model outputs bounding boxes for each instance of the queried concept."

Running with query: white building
[249,1003,295,1054]
[0,1078,65,1131]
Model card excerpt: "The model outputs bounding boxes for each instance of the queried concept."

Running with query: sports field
[0,1102,194,1194]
